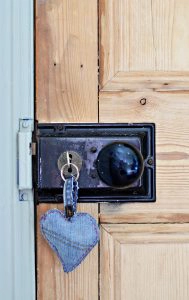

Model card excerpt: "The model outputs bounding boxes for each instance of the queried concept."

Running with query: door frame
[0,0,35,299]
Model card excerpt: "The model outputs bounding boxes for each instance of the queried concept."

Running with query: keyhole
[68,154,72,173]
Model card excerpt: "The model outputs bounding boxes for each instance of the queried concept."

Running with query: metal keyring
[60,163,79,181]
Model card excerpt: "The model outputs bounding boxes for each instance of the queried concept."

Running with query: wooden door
[36,1,189,299]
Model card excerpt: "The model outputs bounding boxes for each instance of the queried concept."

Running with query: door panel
[36,0,189,299]
[101,224,189,300]
[37,204,99,300]
[99,88,189,220]
[100,0,189,88]
[36,0,98,122]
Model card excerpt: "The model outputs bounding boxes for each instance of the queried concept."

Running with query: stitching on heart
[40,209,99,272]
[42,227,91,250]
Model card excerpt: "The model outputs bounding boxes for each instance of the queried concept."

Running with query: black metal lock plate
[34,123,155,203]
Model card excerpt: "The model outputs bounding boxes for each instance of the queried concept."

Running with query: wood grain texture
[37,203,99,300]
[99,77,189,221]
[101,223,189,300]
[100,0,189,87]
[100,208,189,224]
[101,71,189,92]
[36,0,98,123]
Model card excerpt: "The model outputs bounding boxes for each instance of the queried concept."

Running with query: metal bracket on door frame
[17,119,34,201]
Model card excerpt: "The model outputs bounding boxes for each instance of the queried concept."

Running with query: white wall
[0,0,35,299]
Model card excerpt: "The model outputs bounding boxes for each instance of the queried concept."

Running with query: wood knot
[140,98,147,105]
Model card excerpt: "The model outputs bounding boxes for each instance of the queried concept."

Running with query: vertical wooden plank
[36,0,98,123]
[99,0,122,88]
[37,203,99,300]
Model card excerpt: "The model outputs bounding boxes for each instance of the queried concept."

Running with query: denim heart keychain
[40,153,100,273]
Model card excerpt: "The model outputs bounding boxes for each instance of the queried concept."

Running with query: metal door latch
[17,119,34,201]
[34,123,156,203]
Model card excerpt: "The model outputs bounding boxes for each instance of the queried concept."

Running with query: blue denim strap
[63,177,79,218]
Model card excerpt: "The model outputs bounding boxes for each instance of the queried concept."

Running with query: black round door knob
[96,143,144,188]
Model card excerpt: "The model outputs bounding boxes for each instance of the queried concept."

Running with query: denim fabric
[63,177,78,215]
[40,209,100,273]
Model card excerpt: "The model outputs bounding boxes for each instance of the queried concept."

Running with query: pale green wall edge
[0,0,35,299]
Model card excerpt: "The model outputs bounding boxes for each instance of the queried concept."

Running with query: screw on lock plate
[57,151,82,178]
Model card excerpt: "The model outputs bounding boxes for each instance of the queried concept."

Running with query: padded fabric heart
[40,209,100,273]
